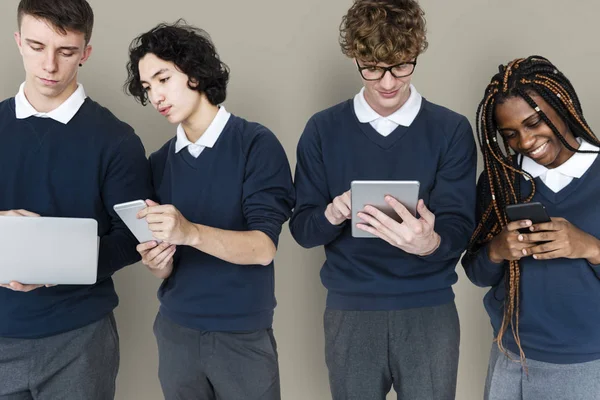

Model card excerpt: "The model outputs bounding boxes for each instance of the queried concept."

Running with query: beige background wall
[1,0,599,399]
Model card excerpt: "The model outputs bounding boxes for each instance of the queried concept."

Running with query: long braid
[466,56,600,366]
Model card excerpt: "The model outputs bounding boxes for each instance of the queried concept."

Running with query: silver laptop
[0,216,98,285]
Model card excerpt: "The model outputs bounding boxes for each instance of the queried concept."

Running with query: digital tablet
[0,216,98,284]
[113,200,157,244]
[351,180,420,238]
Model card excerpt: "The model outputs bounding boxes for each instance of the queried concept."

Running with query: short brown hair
[17,0,94,45]
[340,0,428,64]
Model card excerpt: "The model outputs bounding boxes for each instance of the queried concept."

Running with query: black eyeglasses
[355,59,417,81]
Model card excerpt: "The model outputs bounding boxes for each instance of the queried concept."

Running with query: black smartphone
[505,202,551,233]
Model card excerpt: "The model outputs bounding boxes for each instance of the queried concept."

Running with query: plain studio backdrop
[1,1,599,398]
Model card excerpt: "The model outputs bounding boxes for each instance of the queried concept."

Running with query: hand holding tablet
[351,180,420,238]
[350,180,441,255]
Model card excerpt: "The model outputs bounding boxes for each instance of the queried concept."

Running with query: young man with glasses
[290,1,476,399]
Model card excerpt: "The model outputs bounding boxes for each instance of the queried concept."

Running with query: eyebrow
[24,38,79,51]
[497,112,539,132]
[140,68,170,84]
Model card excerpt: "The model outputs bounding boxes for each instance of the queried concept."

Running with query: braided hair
[467,55,600,364]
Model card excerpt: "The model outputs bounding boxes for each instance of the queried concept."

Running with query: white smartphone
[113,200,157,244]
[351,180,420,238]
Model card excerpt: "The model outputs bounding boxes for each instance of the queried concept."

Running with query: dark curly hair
[340,0,428,64]
[125,19,229,106]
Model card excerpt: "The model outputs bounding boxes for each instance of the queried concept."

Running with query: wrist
[419,232,441,256]
[184,223,202,247]
[324,204,337,226]
[149,265,173,279]
[486,243,504,264]
[586,238,600,265]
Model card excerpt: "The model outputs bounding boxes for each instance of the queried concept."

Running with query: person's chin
[165,113,182,125]
[35,85,65,98]
[539,154,561,168]
[378,95,404,109]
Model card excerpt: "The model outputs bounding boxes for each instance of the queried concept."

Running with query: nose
[149,89,165,108]
[378,70,397,90]
[43,52,58,73]
[518,131,537,152]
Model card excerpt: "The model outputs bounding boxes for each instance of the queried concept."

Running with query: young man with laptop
[289,0,477,398]
[0,0,151,398]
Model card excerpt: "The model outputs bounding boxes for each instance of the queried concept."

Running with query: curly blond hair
[340,0,428,64]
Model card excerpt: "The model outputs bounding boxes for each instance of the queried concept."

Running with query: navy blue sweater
[0,97,152,338]
[463,156,600,364]
[150,115,295,331]
[290,99,476,310]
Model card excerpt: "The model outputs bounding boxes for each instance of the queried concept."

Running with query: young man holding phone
[0,0,151,398]
[290,1,476,398]
[124,21,295,399]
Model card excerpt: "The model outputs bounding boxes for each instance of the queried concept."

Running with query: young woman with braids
[462,55,600,400]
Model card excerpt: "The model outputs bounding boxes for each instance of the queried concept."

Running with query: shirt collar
[353,84,422,127]
[521,138,599,179]
[15,82,87,124]
[175,106,232,154]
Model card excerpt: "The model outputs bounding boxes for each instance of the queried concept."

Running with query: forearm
[423,116,477,261]
[420,221,473,262]
[585,235,600,265]
[147,265,173,279]
[186,224,276,266]
[290,205,346,248]
[98,229,141,280]
[462,244,506,287]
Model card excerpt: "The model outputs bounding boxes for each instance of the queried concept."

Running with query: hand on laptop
[0,209,40,217]
[0,282,56,292]
[137,241,176,279]
[1,211,48,291]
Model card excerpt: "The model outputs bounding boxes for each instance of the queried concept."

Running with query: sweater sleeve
[461,172,506,287]
[587,262,600,281]
[419,116,477,262]
[462,245,506,287]
[97,134,152,280]
[242,127,295,248]
[289,117,346,248]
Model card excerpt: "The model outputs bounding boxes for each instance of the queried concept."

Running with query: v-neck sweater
[463,155,600,363]
[149,114,295,331]
[290,98,477,310]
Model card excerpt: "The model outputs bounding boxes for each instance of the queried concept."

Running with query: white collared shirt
[175,106,231,158]
[15,82,87,124]
[353,84,422,136]
[521,138,599,193]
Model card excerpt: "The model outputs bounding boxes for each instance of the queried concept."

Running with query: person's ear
[79,44,93,67]
[14,31,24,56]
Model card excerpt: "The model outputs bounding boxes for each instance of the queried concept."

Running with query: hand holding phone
[505,202,551,233]
[113,200,157,243]
[486,203,550,263]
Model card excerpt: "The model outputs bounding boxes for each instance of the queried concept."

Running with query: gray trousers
[0,313,119,400]
[324,302,460,400]
[153,312,280,400]
[485,343,600,400]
